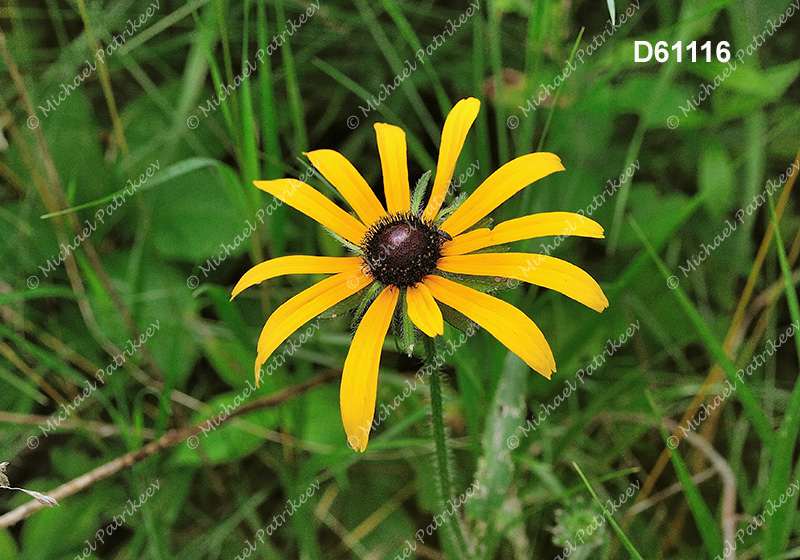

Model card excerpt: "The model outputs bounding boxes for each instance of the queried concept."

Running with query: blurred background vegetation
[1,0,799,558]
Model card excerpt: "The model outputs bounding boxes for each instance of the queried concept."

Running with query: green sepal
[438,301,475,333]
[318,282,374,320]
[348,281,383,330]
[390,290,417,356]
[323,226,364,254]
[411,170,432,215]
[470,243,510,255]
[434,192,468,223]
[400,290,418,356]
[462,216,494,234]
[433,270,512,294]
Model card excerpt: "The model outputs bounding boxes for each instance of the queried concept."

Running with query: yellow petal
[255,268,371,381]
[374,123,410,213]
[406,283,444,337]
[442,212,604,256]
[441,153,565,237]
[254,179,367,245]
[340,286,399,452]
[231,255,363,300]
[493,212,604,242]
[423,275,556,377]
[423,97,481,220]
[437,253,609,313]
[303,149,387,225]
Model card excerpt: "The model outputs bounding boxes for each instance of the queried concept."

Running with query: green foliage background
[1,0,799,558]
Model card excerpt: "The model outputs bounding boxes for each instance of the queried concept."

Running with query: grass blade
[350,0,439,142]
[645,392,725,555]
[377,0,449,115]
[486,8,508,165]
[572,462,645,560]
[630,217,773,445]
[606,0,616,22]
[761,193,800,557]
[275,0,308,152]
[40,158,222,218]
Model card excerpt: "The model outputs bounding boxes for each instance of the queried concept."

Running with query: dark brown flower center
[361,213,446,288]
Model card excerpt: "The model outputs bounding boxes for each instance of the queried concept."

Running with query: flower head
[232,97,608,451]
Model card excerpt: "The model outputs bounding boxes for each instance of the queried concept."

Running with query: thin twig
[0,411,155,440]
[626,468,716,516]
[661,418,738,552]
[0,462,58,507]
[0,371,337,529]
[598,413,737,554]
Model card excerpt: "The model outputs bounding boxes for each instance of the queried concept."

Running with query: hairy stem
[424,336,470,558]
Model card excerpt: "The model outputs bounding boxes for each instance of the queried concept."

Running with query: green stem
[424,336,469,559]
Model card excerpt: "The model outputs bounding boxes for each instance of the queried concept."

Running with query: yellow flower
[232,97,608,451]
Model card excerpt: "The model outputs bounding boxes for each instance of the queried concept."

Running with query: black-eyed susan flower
[231,97,608,451]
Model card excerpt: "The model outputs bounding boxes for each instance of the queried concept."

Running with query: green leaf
[467,352,529,558]
[0,531,18,560]
[302,385,347,446]
[20,489,101,560]
[149,165,244,260]
[40,90,110,205]
[174,390,280,465]
[133,259,201,387]
[697,60,800,101]
[699,143,734,218]
[41,158,221,219]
